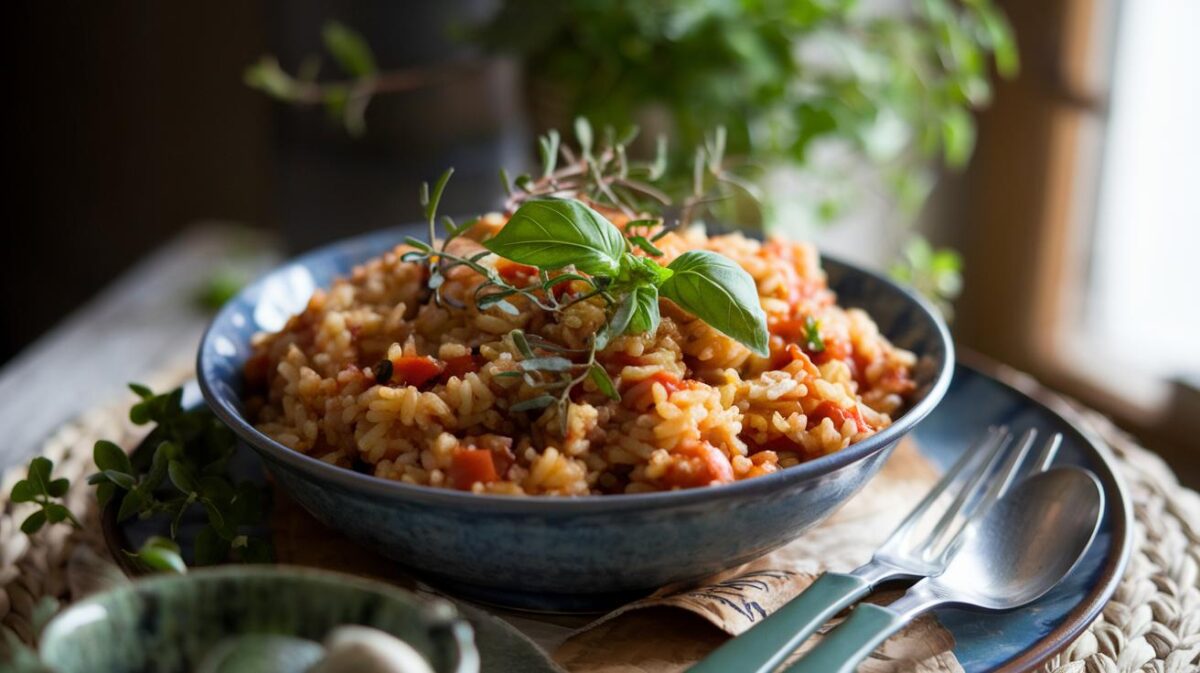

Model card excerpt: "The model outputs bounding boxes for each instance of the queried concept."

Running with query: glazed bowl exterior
[38,566,477,673]
[197,226,953,610]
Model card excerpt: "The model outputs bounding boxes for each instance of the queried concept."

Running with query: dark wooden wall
[4,4,274,361]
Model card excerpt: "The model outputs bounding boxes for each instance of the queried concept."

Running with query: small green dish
[38,566,478,673]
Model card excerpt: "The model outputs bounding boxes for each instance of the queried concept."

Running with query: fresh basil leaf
[627,285,661,336]
[626,254,673,285]
[484,199,625,276]
[588,364,619,401]
[128,383,153,399]
[660,250,769,356]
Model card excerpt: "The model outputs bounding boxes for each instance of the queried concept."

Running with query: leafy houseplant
[246,1,1016,315]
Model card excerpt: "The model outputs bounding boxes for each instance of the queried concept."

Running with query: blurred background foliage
[246,0,1017,316]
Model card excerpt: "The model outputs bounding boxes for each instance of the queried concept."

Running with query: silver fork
[688,427,1061,673]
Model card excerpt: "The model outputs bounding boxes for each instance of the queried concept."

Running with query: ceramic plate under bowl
[107,360,1131,672]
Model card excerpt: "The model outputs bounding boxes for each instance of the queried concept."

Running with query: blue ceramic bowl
[38,566,477,673]
[197,226,954,611]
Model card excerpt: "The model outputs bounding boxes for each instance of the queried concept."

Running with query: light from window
[1088,0,1200,380]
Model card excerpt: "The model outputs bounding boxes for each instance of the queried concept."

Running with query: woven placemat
[2,366,1198,671]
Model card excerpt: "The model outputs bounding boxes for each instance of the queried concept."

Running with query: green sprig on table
[87,383,273,570]
[9,457,81,534]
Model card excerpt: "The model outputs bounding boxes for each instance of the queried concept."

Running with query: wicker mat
[2,365,1197,672]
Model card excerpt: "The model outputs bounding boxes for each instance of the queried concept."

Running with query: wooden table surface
[0,224,277,471]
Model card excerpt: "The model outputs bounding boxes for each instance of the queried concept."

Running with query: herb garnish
[803,315,825,353]
[88,384,272,567]
[481,197,767,357]
[402,160,768,433]
[9,457,80,534]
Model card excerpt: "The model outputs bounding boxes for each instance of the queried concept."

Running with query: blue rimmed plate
[106,358,1131,673]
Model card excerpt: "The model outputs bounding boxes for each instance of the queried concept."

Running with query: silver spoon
[783,467,1104,673]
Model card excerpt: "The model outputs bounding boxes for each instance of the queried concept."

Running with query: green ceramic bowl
[38,566,478,673]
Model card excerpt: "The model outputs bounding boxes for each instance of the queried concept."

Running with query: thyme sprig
[502,120,760,235]
[497,330,615,436]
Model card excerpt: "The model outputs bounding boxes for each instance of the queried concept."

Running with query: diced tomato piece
[662,442,734,489]
[808,400,868,433]
[810,338,852,365]
[647,371,684,396]
[549,277,576,301]
[390,356,444,388]
[449,448,499,490]
[610,352,648,368]
[496,260,538,285]
[440,354,482,382]
[771,343,805,369]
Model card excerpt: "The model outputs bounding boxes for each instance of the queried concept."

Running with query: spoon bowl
[932,467,1105,610]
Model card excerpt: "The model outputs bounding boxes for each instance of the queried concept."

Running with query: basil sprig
[485,198,768,356]
[483,199,626,276]
[659,251,769,356]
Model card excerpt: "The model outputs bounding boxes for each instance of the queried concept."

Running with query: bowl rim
[197,226,954,513]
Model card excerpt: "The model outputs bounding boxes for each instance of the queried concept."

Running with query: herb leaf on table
[87,383,273,571]
[9,457,81,534]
